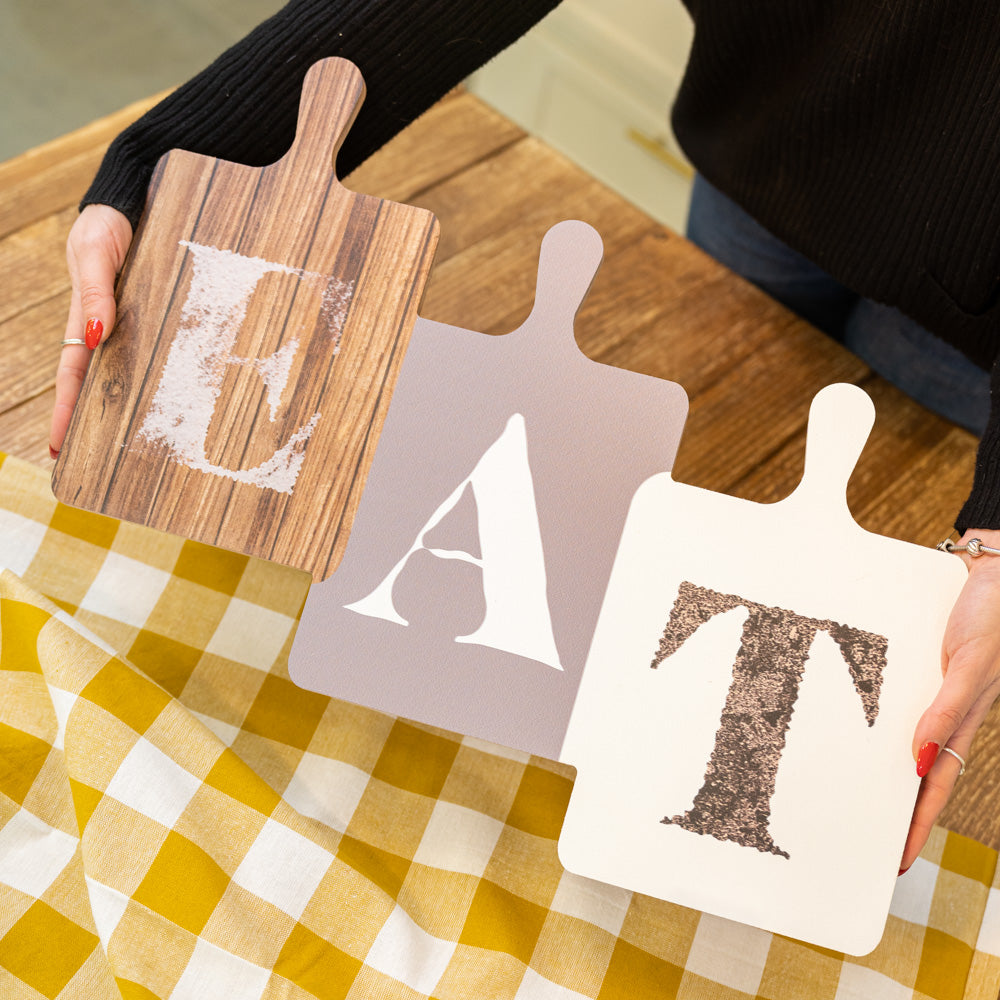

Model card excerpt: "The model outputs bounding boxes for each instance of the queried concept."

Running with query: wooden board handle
[281,57,366,189]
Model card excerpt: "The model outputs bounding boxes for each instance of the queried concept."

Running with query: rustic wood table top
[1,89,995,851]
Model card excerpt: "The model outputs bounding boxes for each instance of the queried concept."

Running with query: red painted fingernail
[916,741,939,777]
[85,317,104,350]
[48,446,59,460]
[898,865,911,876]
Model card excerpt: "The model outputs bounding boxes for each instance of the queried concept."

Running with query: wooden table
[1,89,995,851]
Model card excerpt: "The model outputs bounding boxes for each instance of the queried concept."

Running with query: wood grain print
[52,58,439,579]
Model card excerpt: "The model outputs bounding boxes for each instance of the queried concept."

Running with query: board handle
[282,57,366,185]
[518,220,604,352]
[793,382,875,521]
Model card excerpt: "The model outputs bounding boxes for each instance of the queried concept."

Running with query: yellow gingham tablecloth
[0,449,998,1000]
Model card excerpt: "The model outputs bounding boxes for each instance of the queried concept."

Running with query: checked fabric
[0,449,998,1000]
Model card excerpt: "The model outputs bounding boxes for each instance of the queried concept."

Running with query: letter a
[345,413,563,670]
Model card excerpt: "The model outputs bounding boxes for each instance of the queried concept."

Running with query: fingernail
[916,741,939,777]
[898,865,911,876]
[48,445,59,460]
[85,317,104,350]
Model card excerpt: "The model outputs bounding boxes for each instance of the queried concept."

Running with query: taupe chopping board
[52,58,439,579]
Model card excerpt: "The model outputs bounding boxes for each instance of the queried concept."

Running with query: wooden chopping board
[52,58,439,579]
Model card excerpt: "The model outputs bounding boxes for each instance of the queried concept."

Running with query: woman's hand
[899,527,1000,873]
[49,204,133,458]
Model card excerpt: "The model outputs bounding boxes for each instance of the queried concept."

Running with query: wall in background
[468,0,695,233]
[0,0,282,161]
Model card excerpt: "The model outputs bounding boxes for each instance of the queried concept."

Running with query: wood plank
[344,89,524,204]
[0,295,69,413]
[580,231,862,403]
[671,324,868,499]
[412,136,653,267]
[0,390,56,469]
[728,375,968,530]
[53,59,439,581]
[416,143,656,333]
[0,208,76,326]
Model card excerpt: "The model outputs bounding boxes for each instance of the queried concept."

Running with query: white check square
[169,938,270,1000]
[888,856,936,926]
[684,912,771,995]
[514,967,592,1000]
[0,512,47,576]
[835,963,910,999]
[412,800,504,878]
[79,552,170,628]
[283,753,369,832]
[47,685,77,751]
[365,905,456,995]
[0,809,78,898]
[105,737,201,829]
[233,818,332,919]
[206,599,296,670]
[85,877,130,951]
[549,870,631,937]
[976,887,1000,958]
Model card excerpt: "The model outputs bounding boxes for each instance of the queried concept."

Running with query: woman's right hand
[49,204,133,458]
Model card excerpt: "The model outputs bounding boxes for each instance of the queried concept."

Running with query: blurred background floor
[0,0,283,160]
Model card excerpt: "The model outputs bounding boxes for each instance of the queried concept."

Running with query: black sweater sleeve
[82,0,561,229]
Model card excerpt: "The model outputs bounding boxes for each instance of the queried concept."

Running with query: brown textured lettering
[651,581,887,858]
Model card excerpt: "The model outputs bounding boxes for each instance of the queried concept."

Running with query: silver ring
[61,338,87,347]
[941,746,966,775]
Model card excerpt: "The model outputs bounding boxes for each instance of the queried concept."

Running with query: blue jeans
[685,174,990,434]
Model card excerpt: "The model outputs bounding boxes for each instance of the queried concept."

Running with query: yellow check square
[459,879,548,965]
[598,937,685,999]
[913,927,973,1000]
[241,674,330,751]
[204,748,281,817]
[173,540,248,596]
[274,922,362,998]
[132,831,229,935]
[49,504,118,550]
[127,630,203,698]
[941,831,997,886]
[0,900,98,999]
[337,834,410,901]
[0,722,51,806]
[80,659,170,736]
[371,720,460,799]
[0,599,50,674]
[504,763,573,840]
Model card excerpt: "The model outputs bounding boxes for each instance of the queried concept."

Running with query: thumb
[67,204,132,349]
[50,206,132,455]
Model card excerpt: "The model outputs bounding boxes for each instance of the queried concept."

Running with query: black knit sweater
[82,0,1000,531]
